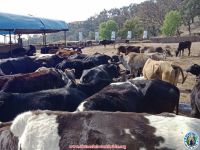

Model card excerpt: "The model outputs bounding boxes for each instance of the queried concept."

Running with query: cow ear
[0,101,3,106]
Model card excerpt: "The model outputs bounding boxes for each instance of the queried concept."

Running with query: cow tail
[171,65,187,84]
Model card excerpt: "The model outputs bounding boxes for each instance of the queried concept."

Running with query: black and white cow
[0,78,111,122]
[56,59,95,79]
[77,79,180,114]
[1,110,200,150]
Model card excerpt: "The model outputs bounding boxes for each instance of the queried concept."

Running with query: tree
[99,20,118,40]
[161,11,182,36]
[180,0,200,34]
[119,17,143,39]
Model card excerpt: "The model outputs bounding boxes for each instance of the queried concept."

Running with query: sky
[0,0,145,23]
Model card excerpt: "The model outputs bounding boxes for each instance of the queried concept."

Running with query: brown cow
[0,68,72,93]
[56,49,82,58]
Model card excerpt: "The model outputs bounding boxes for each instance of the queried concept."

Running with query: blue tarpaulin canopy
[0,12,69,34]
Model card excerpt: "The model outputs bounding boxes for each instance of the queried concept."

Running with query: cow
[33,54,64,68]
[99,39,115,47]
[56,59,95,79]
[117,45,127,55]
[80,64,120,84]
[0,68,74,93]
[77,79,180,114]
[5,110,198,150]
[175,41,192,57]
[0,56,41,75]
[67,53,87,60]
[41,46,59,54]
[119,52,148,77]
[125,46,141,55]
[0,78,111,122]
[186,64,200,77]
[142,58,187,86]
[55,49,82,58]
[82,53,111,66]
[186,64,200,118]
[117,46,140,55]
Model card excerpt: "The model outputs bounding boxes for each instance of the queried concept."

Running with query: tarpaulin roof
[0,12,69,34]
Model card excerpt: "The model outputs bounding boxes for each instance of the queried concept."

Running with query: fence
[150,36,200,43]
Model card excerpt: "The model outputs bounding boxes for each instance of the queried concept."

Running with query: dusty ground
[82,42,200,105]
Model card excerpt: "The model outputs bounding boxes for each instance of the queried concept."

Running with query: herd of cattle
[0,40,200,149]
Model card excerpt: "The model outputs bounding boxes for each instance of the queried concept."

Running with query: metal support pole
[43,32,46,47]
[3,35,6,44]
[64,30,67,47]
[9,30,12,57]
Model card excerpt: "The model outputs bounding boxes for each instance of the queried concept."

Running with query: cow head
[175,50,179,57]
[186,64,200,76]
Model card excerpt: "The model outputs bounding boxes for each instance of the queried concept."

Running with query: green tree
[161,11,182,36]
[119,17,143,39]
[99,20,118,40]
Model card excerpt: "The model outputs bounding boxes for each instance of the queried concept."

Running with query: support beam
[64,30,67,47]
[9,30,12,57]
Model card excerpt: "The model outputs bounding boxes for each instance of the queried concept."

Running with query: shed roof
[0,12,68,34]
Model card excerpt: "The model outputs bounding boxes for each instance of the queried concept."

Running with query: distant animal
[125,39,129,43]
[145,52,166,61]
[117,45,127,55]
[175,41,192,57]
[41,46,59,54]
[77,79,180,114]
[119,52,148,77]
[56,49,82,58]
[142,58,187,86]
[80,64,120,84]
[1,111,199,150]
[99,39,115,47]
[117,45,140,55]
[82,53,111,66]
[125,46,141,55]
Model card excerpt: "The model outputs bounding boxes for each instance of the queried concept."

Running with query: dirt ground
[82,42,200,105]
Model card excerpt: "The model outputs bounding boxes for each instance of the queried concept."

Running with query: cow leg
[130,68,136,78]
[188,48,190,56]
